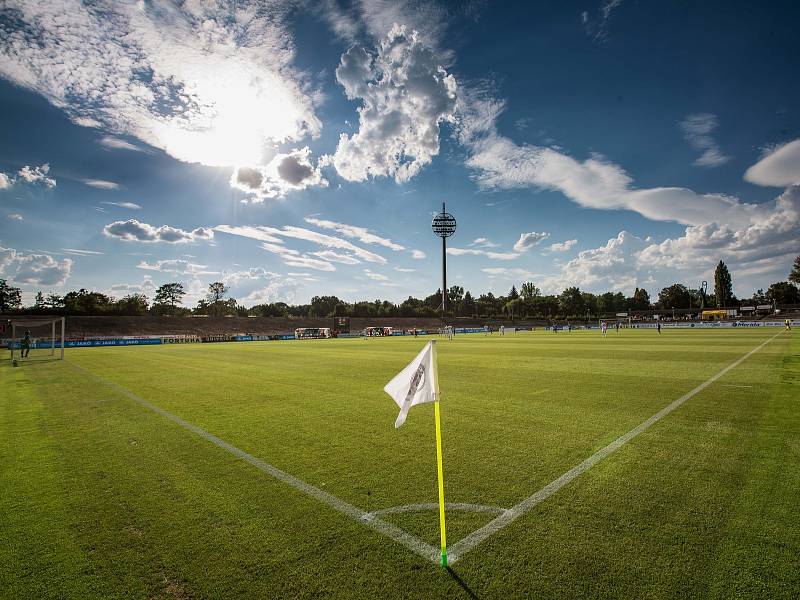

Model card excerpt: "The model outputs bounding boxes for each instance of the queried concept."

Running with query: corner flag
[384,340,449,567]
[384,340,438,427]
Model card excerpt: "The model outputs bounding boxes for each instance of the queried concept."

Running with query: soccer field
[2,329,798,599]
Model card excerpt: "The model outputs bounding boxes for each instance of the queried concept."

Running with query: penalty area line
[446,330,784,564]
[66,362,441,564]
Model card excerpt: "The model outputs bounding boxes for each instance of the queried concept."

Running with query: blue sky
[1,0,799,307]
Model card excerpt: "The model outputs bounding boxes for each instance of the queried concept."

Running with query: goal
[7,316,65,362]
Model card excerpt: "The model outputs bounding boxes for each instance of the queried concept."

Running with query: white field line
[370,502,506,517]
[446,330,783,564]
[67,362,441,564]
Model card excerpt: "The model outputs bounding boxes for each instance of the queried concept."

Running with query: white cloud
[744,139,800,187]
[137,259,219,275]
[319,0,451,50]
[462,105,759,228]
[311,250,361,265]
[545,239,578,253]
[281,255,336,272]
[0,1,320,168]
[98,136,148,152]
[83,179,119,190]
[583,0,625,41]
[544,231,646,294]
[215,224,386,264]
[103,220,214,244]
[411,249,426,259]
[394,266,415,272]
[222,268,304,306]
[223,267,279,289]
[101,201,141,210]
[231,148,327,200]
[513,232,550,252]
[62,248,103,256]
[257,241,336,272]
[332,24,457,183]
[469,237,500,248]
[107,275,157,298]
[364,269,389,281]
[0,245,72,285]
[447,247,520,261]
[0,173,11,189]
[214,225,282,245]
[544,186,800,296]
[304,217,405,251]
[680,113,730,168]
[8,213,23,221]
[16,164,56,187]
[482,267,537,280]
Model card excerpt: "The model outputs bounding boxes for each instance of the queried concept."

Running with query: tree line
[1,257,799,318]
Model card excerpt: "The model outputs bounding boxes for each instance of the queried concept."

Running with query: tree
[765,281,799,305]
[63,289,114,315]
[558,287,585,316]
[461,291,476,317]
[448,286,464,310]
[744,288,766,305]
[790,255,800,285]
[0,279,22,312]
[153,283,186,313]
[520,282,540,301]
[508,285,519,300]
[45,293,65,310]
[34,291,45,308]
[504,298,522,320]
[310,295,341,317]
[207,282,228,303]
[658,284,690,310]
[627,287,651,311]
[714,261,733,307]
[582,292,598,316]
[116,294,149,316]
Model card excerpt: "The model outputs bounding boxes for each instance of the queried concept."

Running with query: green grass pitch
[1,329,798,598]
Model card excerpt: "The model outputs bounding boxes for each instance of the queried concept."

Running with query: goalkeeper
[21,330,32,358]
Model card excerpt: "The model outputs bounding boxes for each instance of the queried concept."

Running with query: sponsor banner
[633,320,797,329]
[161,336,201,344]
[66,338,162,347]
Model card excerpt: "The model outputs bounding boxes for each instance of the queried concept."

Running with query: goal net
[7,317,65,363]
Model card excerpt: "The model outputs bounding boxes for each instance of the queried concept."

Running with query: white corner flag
[383,339,449,567]
[384,340,439,428]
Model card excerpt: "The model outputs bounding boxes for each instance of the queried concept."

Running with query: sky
[1,0,799,307]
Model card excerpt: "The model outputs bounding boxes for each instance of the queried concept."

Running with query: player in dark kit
[21,330,32,358]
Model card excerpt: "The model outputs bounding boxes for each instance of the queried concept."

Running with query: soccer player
[786,318,792,331]
[601,321,608,337]
[21,329,32,358]
[616,321,620,333]
[657,321,662,334]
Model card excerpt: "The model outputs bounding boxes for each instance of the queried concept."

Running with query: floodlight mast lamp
[432,202,456,319]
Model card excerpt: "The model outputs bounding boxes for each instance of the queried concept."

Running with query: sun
[152,61,313,168]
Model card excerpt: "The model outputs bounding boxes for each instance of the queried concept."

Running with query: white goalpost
[7,316,66,363]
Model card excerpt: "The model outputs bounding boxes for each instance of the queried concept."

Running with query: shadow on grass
[446,567,481,599]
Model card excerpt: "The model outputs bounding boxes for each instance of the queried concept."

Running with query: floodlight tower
[432,202,456,319]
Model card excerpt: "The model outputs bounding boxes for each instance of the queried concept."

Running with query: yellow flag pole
[432,340,448,567]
